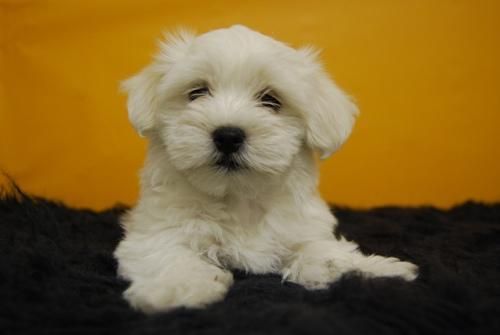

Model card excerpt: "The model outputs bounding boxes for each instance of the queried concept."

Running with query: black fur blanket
[1,187,499,334]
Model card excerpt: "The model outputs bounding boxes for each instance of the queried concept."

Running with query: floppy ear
[121,65,164,137]
[121,29,196,136]
[300,50,359,159]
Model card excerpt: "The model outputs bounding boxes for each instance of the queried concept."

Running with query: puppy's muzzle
[212,126,246,154]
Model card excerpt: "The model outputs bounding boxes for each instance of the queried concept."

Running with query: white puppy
[114,25,418,314]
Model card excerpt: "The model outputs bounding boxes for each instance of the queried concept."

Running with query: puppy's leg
[282,239,418,290]
[115,237,233,313]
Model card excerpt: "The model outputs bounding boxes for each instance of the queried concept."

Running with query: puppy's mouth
[215,154,246,173]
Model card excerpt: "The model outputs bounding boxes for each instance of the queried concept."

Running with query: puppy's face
[123,26,358,197]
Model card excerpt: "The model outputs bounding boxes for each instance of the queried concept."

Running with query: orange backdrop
[1,0,499,210]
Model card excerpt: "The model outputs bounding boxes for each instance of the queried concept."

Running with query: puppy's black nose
[212,126,246,154]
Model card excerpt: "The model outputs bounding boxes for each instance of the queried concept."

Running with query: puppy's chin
[215,154,247,173]
[182,163,281,198]
[165,140,303,198]
[166,154,287,199]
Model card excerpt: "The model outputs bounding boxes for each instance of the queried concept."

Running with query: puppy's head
[123,25,358,196]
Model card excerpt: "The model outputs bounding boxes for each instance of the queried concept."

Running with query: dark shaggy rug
[0,186,499,335]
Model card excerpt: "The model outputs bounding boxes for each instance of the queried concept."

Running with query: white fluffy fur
[114,25,418,314]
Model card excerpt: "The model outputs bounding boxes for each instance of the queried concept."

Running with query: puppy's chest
[217,197,271,243]
[197,198,286,272]
[224,196,266,226]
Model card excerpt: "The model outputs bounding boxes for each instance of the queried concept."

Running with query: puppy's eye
[259,92,281,112]
[188,87,210,101]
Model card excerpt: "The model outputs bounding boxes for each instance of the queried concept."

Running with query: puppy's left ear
[121,65,164,137]
[300,49,359,159]
[121,29,196,137]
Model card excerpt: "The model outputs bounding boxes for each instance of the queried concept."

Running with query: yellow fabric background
[1,0,499,209]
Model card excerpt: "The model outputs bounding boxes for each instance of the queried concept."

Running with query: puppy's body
[115,25,417,313]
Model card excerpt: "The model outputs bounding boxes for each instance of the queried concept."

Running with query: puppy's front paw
[283,259,343,290]
[124,268,233,314]
[356,256,419,281]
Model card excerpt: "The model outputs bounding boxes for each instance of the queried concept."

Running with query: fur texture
[1,190,499,334]
[114,25,417,313]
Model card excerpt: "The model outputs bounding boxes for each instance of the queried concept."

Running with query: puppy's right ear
[297,47,359,159]
[121,29,196,136]
[121,65,163,137]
